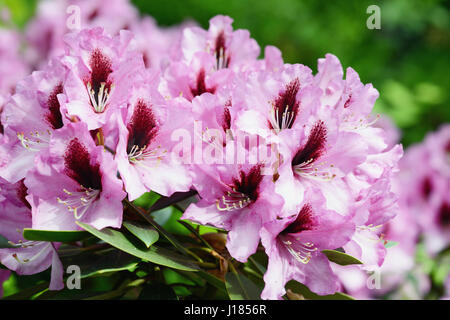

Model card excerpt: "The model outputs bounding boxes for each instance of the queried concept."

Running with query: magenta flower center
[282,204,317,235]
[86,49,113,113]
[16,179,31,210]
[64,138,102,191]
[214,31,230,70]
[421,177,433,200]
[269,79,301,131]
[126,100,160,162]
[438,203,450,227]
[45,83,64,130]
[279,204,318,264]
[216,165,263,211]
[190,69,216,99]
[292,120,327,166]
[222,106,232,132]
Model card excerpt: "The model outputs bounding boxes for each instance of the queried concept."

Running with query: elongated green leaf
[225,271,261,300]
[76,222,198,272]
[148,190,197,212]
[286,280,355,300]
[322,249,363,266]
[180,270,227,293]
[0,233,16,248]
[23,229,90,242]
[123,221,159,248]
[61,247,140,279]
[133,191,161,210]
[125,200,190,255]
[2,282,49,300]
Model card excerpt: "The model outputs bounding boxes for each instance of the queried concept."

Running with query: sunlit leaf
[322,249,363,266]
[61,247,140,279]
[123,221,159,248]
[23,229,90,242]
[0,234,16,248]
[76,222,198,272]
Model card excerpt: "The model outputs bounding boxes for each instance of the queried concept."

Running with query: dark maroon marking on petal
[142,52,151,69]
[41,29,53,62]
[127,99,158,153]
[190,69,216,98]
[421,176,433,200]
[64,138,102,190]
[88,49,113,106]
[344,94,353,109]
[87,8,99,21]
[214,31,230,69]
[269,78,301,129]
[89,129,100,144]
[282,204,316,235]
[45,83,64,129]
[437,202,450,227]
[291,120,327,167]
[445,140,450,153]
[16,179,31,210]
[222,106,231,132]
[231,165,263,201]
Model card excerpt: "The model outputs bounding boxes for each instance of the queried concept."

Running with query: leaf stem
[123,199,204,263]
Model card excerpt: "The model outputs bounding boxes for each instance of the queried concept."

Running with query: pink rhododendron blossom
[25,0,138,67]
[25,122,125,230]
[129,17,195,71]
[180,15,260,71]
[0,10,407,300]
[115,71,192,200]
[162,15,259,102]
[396,124,450,255]
[62,27,144,130]
[183,161,284,262]
[0,58,68,183]
[0,29,29,96]
[260,190,354,299]
[0,179,63,290]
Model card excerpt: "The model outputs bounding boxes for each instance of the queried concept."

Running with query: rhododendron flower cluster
[0,1,403,300]
[333,124,449,300]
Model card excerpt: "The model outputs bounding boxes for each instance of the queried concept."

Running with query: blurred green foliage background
[2,0,450,147]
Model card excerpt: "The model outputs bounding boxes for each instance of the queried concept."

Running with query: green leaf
[225,271,261,300]
[125,200,190,256]
[181,270,227,293]
[2,281,49,300]
[76,222,199,272]
[23,229,90,242]
[61,247,140,279]
[0,233,16,248]
[286,280,355,300]
[322,249,363,266]
[133,191,161,210]
[123,221,159,248]
[148,190,197,212]
[139,283,178,300]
